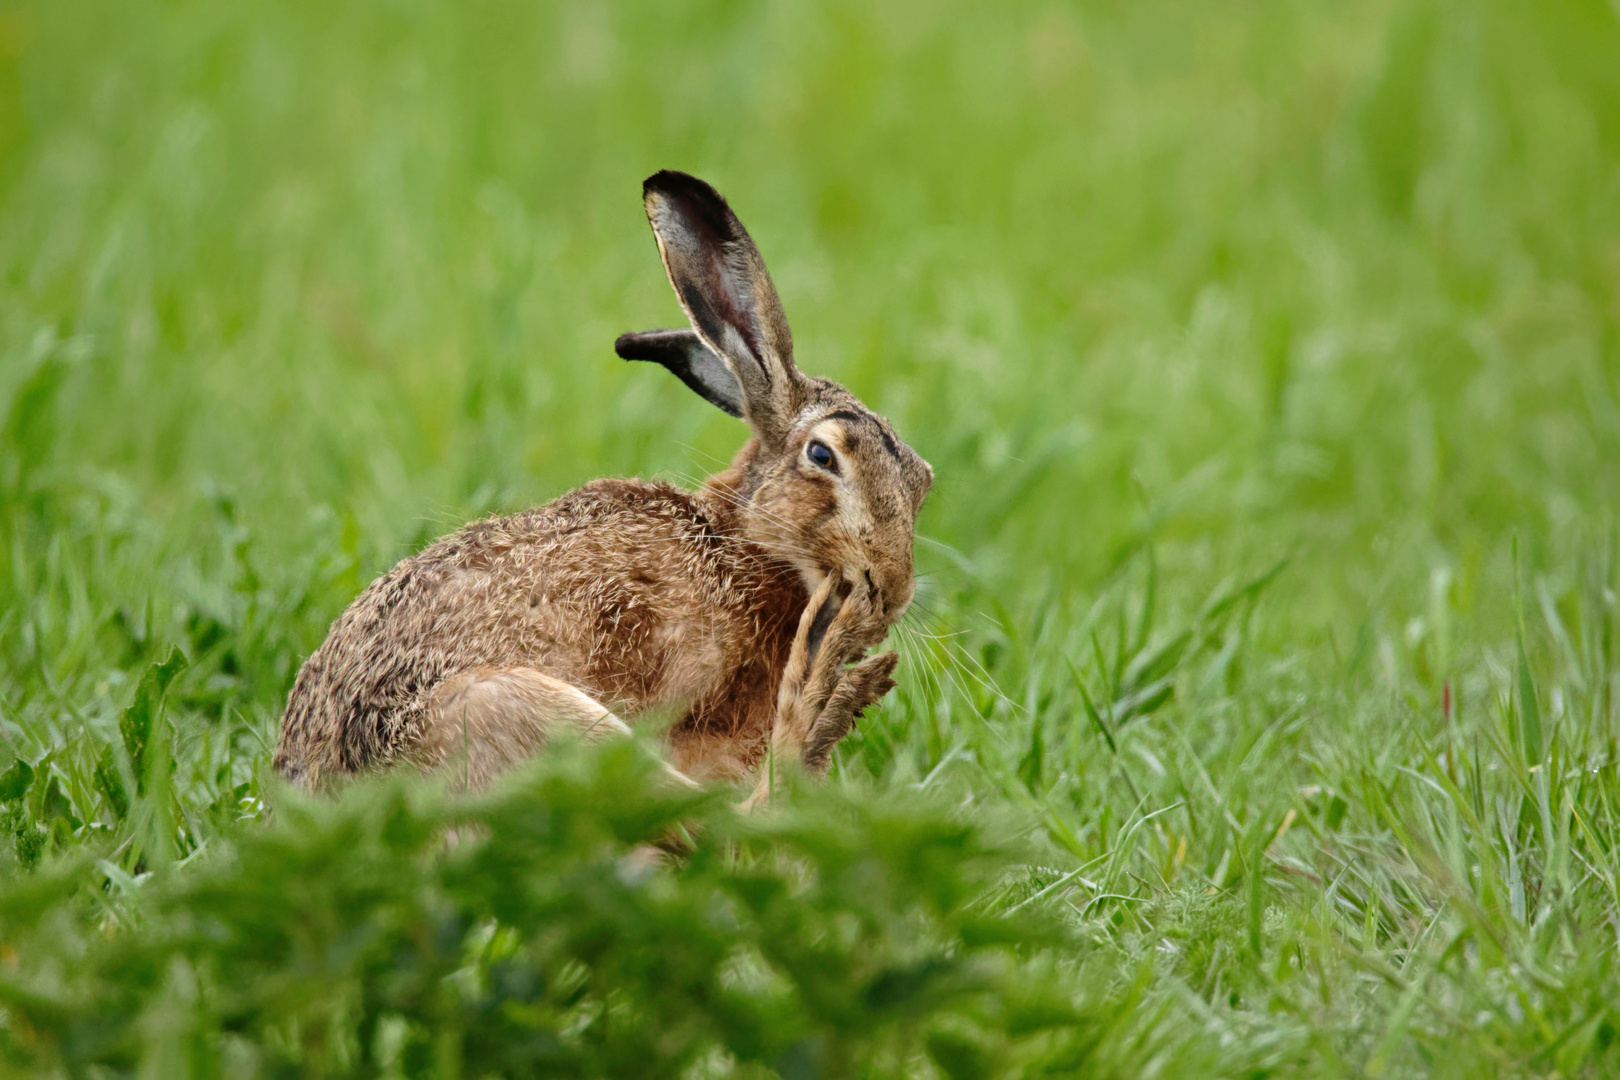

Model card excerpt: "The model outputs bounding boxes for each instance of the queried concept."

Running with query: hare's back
[273,478,764,787]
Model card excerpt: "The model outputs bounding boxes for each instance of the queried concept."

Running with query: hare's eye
[806,440,838,473]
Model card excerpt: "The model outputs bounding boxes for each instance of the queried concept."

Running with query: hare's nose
[860,567,895,616]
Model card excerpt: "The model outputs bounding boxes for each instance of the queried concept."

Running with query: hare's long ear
[638,170,807,446]
[614,328,745,418]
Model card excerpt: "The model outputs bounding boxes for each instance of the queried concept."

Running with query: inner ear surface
[640,171,807,444]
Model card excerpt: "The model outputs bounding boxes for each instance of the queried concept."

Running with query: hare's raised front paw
[801,650,899,774]
[810,569,891,674]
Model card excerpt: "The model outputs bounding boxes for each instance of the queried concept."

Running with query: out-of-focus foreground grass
[2,0,1620,1075]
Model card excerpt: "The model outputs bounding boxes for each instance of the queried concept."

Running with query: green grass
[3,0,1620,1074]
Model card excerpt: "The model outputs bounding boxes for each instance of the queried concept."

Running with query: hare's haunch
[274,172,932,802]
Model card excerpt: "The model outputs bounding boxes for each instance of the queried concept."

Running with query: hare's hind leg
[413,667,694,791]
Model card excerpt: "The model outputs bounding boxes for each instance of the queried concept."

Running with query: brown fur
[274,171,932,798]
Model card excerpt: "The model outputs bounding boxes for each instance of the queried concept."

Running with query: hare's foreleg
[800,651,899,773]
[413,666,696,791]
[786,571,898,776]
[744,571,900,808]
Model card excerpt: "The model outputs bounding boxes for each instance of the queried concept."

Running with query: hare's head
[616,171,932,621]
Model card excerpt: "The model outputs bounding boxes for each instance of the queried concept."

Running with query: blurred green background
[7,0,1617,653]
[0,0,1613,637]
[3,0,1620,1074]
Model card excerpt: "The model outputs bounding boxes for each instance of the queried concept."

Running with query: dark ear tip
[615,328,693,364]
[642,173,737,241]
[642,169,686,195]
[643,169,716,202]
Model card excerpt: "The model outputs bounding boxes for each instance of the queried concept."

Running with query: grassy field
[3,0,1620,1074]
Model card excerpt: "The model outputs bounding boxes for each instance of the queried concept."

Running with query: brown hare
[273,171,933,806]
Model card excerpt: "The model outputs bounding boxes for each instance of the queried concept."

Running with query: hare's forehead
[798,403,933,505]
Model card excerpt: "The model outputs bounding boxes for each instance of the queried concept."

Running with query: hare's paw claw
[817,574,889,672]
[801,651,900,772]
[844,650,899,710]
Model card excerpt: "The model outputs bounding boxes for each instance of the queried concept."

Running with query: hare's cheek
[747,491,807,546]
